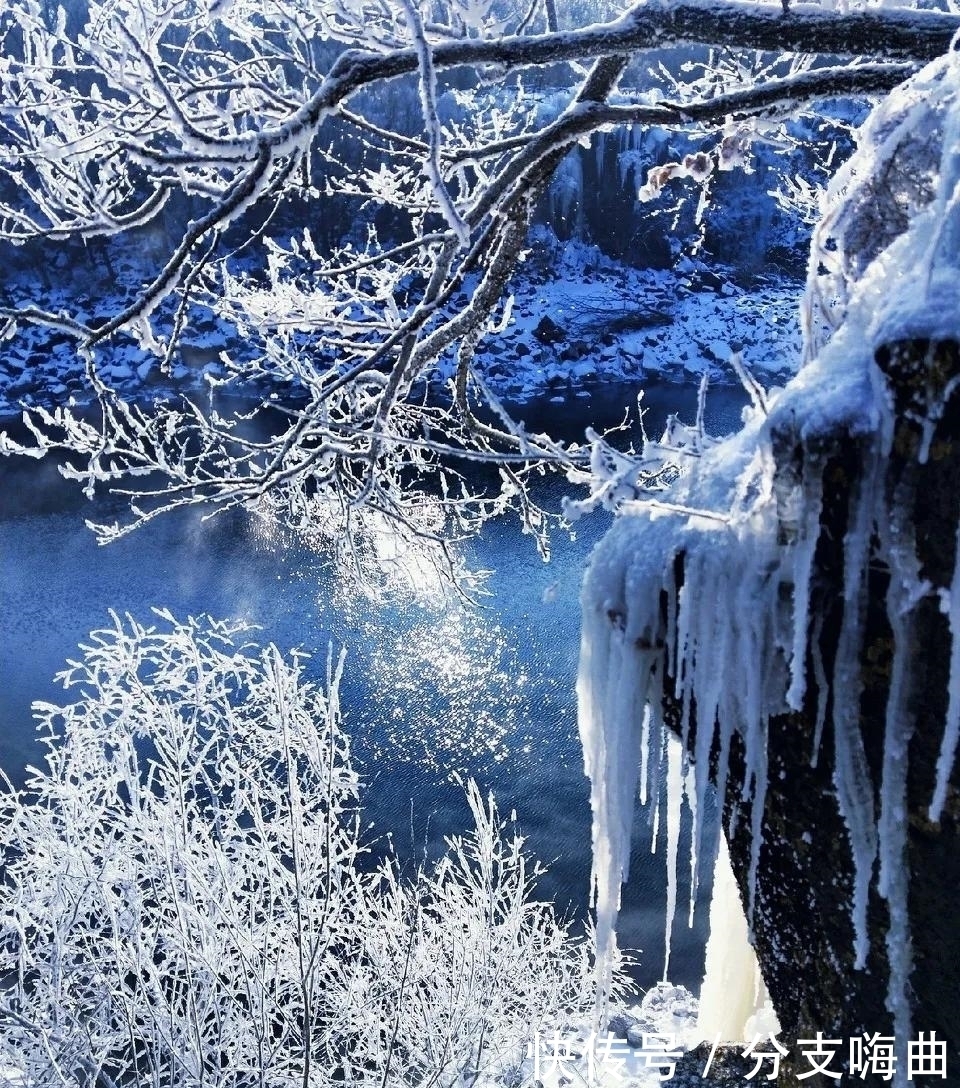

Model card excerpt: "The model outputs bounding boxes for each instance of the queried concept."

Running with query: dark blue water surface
[0,380,747,991]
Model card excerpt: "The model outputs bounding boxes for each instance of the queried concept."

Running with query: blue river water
[0,380,747,991]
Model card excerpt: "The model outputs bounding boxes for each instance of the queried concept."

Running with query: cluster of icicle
[577,52,960,1079]
[577,417,785,1021]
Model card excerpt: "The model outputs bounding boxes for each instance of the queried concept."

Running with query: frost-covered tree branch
[2,0,958,588]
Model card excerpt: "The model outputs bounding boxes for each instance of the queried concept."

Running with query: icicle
[684,757,699,928]
[578,560,662,1015]
[579,422,783,1024]
[549,152,583,229]
[874,493,926,1087]
[577,55,960,1073]
[650,728,663,853]
[674,573,696,753]
[830,454,882,969]
[618,151,632,191]
[741,546,776,927]
[930,513,960,821]
[745,767,766,933]
[662,736,683,981]
[877,605,914,1088]
[578,597,620,1007]
[688,549,722,908]
[786,470,823,712]
[664,561,678,681]
[646,675,667,842]
[638,705,651,807]
[696,836,777,1043]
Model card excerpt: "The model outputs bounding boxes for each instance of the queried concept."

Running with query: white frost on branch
[1,0,955,594]
[401,0,473,247]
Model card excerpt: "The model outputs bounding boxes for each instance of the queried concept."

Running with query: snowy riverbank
[0,241,803,419]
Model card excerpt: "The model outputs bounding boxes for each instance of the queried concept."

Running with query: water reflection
[0,380,748,991]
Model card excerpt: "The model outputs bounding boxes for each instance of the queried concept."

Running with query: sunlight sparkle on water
[362,604,530,770]
[237,507,571,778]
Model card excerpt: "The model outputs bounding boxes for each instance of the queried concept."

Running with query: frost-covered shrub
[0,612,608,1088]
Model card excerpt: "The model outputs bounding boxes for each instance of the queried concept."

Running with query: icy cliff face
[578,53,960,1078]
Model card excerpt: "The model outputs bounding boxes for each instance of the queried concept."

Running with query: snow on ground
[529,980,771,1088]
[448,240,803,403]
[0,238,802,419]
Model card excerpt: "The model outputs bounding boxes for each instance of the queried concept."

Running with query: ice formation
[578,54,960,1077]
[577,412,783,1018]
[696,837,777,1044]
